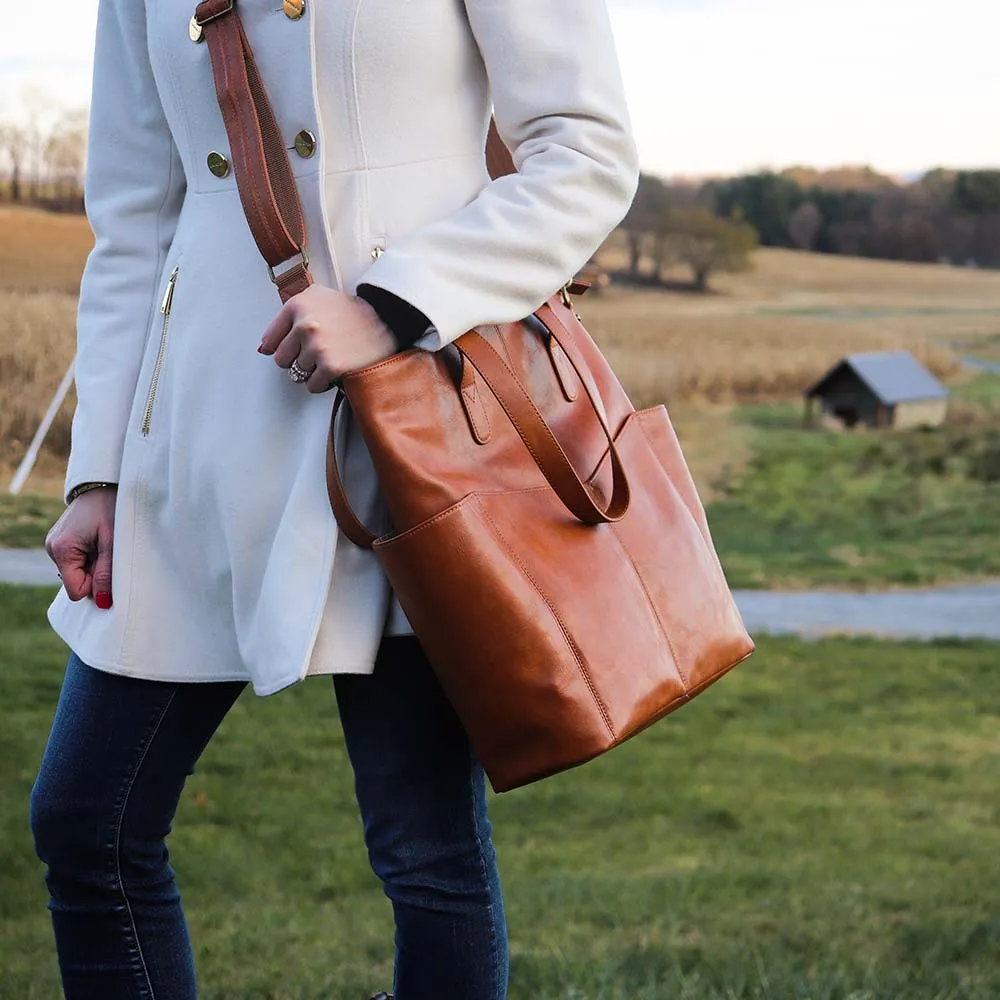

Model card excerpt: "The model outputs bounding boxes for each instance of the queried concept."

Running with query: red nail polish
[95,592,113,610]
[257,345,266,354]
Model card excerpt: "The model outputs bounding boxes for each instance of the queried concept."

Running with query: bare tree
[622,174,669,279]
[651,183,700,280]
[0,121,28,201]
[788,202,823,251]
[46,107,88,208]
[21,84,58,201]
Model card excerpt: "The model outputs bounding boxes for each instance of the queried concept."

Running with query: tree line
[0,93,88,213]
[709,167,1000,266]
[4,92,999,287]
[623,166,1000,290]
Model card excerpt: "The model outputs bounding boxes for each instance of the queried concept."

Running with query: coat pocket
[140,264,179,437]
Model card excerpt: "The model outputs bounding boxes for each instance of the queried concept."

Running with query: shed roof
[806,350,949,404]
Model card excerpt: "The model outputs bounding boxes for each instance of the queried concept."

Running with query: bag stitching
[609,521,688,693]
[371,489,551,547]
[494,324,516,369]
[233,29,293,256]
[468,347,600,520]
[220,28,284,259]
[582,412,690,690]
[635,411,725,564]
[462,381,492,442]
[633,411,750,689]
[476,498,616,741]
[342,351,419,381]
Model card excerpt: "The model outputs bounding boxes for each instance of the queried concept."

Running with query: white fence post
[8,357,75,495]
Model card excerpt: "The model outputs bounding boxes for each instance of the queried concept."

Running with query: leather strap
[486,118,516,180]
[326,325,631,548]
[457,331,630,526]
[196,0,312,303]
[197,0,514,304]
[326,391,380,548]
[197,0,607,545]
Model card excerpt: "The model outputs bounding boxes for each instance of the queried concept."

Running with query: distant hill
[780,166,899,191]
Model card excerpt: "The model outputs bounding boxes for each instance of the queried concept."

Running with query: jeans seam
[111,688,178,1000]
[467,753,501,998]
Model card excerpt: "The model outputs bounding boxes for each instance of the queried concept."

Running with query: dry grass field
[3,206,1000,496]
[0,207,93,494]
[588,231,988,406]
[0,205,94,295]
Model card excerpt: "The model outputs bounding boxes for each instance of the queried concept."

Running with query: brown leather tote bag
[196,0,754,792]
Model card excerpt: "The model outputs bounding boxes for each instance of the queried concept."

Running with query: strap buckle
[194,0,235,27]
[267,247,310,285]
[559,279,591,309]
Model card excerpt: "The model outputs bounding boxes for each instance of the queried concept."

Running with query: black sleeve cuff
[356,283,433,352]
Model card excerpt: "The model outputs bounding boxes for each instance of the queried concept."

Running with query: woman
[30,0,639,996]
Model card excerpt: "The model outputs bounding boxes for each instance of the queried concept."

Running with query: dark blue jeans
[30,637,508,1000]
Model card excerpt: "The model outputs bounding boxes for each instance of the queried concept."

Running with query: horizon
[2,0,999,179]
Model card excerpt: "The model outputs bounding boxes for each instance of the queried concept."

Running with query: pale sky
[2,0,999,179]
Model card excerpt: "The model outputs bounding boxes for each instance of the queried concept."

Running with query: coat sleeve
[354,0,640,349]
[64,0,186,500]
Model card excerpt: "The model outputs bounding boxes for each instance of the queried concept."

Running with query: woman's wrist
[66,482,118,506]
[356,284,432,352]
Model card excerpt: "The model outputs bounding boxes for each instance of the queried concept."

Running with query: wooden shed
[805,351,949,429]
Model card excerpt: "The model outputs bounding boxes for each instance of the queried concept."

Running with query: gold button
[188,15,205,42]
[283,0,305,19]
[293,129,317,159]
[371,246,384,260]
[207,151,231,178]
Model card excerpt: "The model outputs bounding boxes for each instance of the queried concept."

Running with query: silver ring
[288,360,312,384]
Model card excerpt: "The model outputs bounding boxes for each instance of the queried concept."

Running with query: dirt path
[735,582,1000,641]
[3,547,998,640]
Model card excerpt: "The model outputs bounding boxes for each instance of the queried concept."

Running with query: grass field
[585,239,989,409]
[3,584,999,999]
[705,388,1000,589]
[8,389,1000,590]
[0,495,64,548]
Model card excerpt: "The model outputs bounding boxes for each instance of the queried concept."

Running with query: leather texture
[196,0,313,303]
[209,0,753,790]
[329,302,755,791]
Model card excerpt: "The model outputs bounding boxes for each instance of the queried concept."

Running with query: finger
[91,526,114,610]
[51,538,94,602]
[290,349,328,391]
[306,361,338,394]
[273,326,307,370]
[258,302,296,356]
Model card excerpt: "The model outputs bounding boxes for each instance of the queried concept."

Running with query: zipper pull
[160,266,179,315]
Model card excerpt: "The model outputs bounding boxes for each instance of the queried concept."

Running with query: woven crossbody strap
[193,0,516,303]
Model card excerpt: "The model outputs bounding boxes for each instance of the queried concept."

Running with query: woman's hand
[46,486,118,609]
[258,284,398,392]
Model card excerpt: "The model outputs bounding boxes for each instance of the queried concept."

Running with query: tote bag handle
[326,314,631,548]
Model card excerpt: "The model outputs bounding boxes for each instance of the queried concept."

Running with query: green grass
[3,584,1000,999]
[0,494,63,549]
[708,403,1000,589]
[953,371,1000,406]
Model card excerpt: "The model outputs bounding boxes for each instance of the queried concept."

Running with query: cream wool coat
[48,0,640,694]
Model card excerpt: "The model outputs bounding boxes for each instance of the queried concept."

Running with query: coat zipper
[141,266,179,436]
